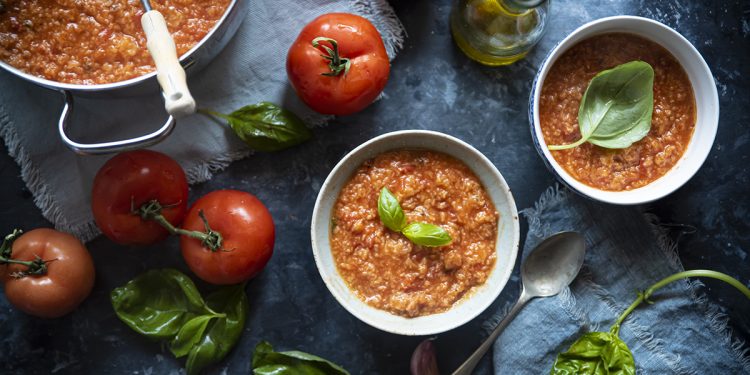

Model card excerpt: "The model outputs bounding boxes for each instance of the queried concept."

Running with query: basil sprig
[551,270,750,374]
[200,102,312,152]
[252,341,350,375]
[111,269,248,375]
[548,61,654,150]
[377,187,452,247]
[551,330,635,374]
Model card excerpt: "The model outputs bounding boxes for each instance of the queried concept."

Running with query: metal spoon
[452,231,586,375]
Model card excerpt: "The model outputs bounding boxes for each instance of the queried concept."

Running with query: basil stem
[612,269,750,334]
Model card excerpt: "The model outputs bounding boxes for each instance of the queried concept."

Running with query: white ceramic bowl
[311,130,520,335]
[530,16,719,205]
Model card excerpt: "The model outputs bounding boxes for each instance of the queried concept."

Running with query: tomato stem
[135,200,224,251]
[0,229,22,259]
[312,37,351,77]
[0,229,53,277]
[611,270,750,336]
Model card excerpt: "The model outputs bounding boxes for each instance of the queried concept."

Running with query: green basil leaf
[110,269,214,340]
[378,187,407,232]
[550,331,635,375]
[185,284,249,375]
[207,102,312,152]
[402,223,452,247]
[588,116,651,149]
[549,61,654,150]
[252,341,350,375]
[169,314,215,358]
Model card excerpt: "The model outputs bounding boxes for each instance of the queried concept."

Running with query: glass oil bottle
[450,0,549,66]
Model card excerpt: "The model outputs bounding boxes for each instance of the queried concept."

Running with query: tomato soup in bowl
[530,16,719,205]
[311,130,520,335]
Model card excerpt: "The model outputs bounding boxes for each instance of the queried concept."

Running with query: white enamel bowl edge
[310,130,520,335]
[530,16,719,205]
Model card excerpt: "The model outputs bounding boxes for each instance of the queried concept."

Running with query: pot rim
[0,0,240,92]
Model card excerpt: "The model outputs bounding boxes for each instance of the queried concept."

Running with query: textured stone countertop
[0,0,748,374]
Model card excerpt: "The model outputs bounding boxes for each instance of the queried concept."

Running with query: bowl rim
[310,129,520,335]
[529,15,720,205]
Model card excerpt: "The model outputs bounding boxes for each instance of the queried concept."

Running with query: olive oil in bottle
[450,0,549,66]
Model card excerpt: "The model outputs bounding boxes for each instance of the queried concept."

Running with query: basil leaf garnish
[548,61,654,150]
[376,187,451,247]
[200,102,312,152]
[378,187,407,232]
[402,223,452,247]
[185,283,249,375]
[252,341,350,375]
[551,331,635,375]
[110,268,216,340]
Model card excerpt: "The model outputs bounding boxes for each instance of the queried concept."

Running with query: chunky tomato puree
[540,33,696,191]
[0,0,230,84]
[330,150,498,318]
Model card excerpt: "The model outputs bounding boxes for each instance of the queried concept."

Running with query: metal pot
[0,0,250,154]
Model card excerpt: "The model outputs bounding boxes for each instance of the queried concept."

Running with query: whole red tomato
[92,150,188,245]
[180,190,275,285]
[287,13,390,115]
[2,229,95,318]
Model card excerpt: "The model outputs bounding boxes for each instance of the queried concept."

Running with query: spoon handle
[452,288,534,375]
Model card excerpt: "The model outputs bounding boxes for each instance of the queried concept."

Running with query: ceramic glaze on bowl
[530,16,719,205]
[311,130,520,335]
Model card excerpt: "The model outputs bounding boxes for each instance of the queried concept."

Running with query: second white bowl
[310,130,520,335]
[530,16,719,205]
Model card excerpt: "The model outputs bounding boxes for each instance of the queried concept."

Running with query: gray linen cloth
[0,0,404,241]
[491,186,749,374]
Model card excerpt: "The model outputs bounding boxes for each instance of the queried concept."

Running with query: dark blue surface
[0,0,748,374]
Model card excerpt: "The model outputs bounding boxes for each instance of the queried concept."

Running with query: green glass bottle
[450,0,549,66]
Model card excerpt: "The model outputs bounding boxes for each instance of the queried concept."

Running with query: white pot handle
[141,10,196,118]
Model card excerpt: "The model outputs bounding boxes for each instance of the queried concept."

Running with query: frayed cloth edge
[349,0,407,60]
[0,107,102,242]
[520,184,568,235]
[645,213,750,373]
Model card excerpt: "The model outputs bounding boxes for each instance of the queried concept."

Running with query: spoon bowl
[522,232,586,297]
[452,231,586,375]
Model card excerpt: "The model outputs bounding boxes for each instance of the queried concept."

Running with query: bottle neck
[501,0,546,13]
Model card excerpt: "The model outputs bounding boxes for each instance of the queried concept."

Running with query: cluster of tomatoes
[92,150,275,285]
[2,150,275,318]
